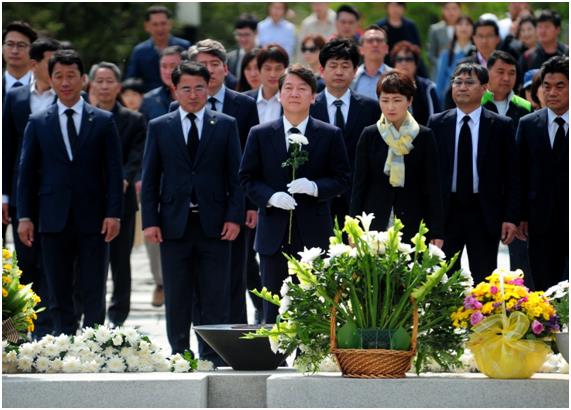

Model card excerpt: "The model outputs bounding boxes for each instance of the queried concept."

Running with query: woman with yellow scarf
[350,70,445,247]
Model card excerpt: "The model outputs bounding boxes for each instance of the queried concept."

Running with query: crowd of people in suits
[2,3,568,367]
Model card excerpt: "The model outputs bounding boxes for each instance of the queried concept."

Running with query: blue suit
[17,102,123,334]
[141,108,244,363]
[239,116,350,322]
[140,85,173,122]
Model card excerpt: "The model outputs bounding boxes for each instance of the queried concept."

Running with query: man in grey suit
[227,14,258,81]
[427,2,461,80]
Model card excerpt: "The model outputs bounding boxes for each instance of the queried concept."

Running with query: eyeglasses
[451,79,480,87]
[3,41,30,50]
[395,56,415,63]
[301,46,319,53]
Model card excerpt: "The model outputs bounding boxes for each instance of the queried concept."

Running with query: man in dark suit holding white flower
[239,64,351,323]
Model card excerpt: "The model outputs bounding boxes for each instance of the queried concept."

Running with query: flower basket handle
[330,292,419,352]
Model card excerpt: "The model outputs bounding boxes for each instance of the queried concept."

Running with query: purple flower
[531,320,545,335]
[470,311,484,326]
[490,286,498,295]
[508,278,525,286]
[464,296,483,310]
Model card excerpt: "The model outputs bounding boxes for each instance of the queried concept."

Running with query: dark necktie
[457,115,473,201]
[553,117,567,158]
[64,108,79,160]
[208,97,217,111]
[187,113,200,163]
[333,100,345,131]
[12,81,23,88]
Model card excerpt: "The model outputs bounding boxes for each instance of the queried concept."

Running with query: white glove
[268,192,297,210]
[287,178,318,197]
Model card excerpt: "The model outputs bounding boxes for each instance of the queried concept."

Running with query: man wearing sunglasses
[352,25,391,101]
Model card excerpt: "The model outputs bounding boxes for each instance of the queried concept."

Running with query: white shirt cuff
[2,195,9,204]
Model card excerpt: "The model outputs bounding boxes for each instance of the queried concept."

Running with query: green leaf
[390,327,411,351]
[336,320,360,348]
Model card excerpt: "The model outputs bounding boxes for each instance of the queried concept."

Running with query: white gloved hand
[267,192,297,210]
[287,178,318,196]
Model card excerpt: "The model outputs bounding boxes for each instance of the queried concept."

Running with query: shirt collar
[283,115,310,136]
[210,85,226,105]
[257,86,280,103]
[547,108,569,126]
[57,98,84,116]
[179,105,206,123]
[456,106,482,127]
[355,63,390,79]
[5,70,32,87]
[30,81,55,96]
[325,88,351,107]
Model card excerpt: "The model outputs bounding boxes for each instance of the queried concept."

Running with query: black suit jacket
[350,125,444,240]
[112,103,147,215]
[227,49,240,77]
[517,108,568,234]
[239,116,351,255]
[141,109,244,240]
[427,108,520,236]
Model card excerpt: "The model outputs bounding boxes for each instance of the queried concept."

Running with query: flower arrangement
[2,248,44,341]
[451,269,560,338]
[245,214,468,374]
[545,280,569,331]
[2,325,213,374]
[282,132,309,244]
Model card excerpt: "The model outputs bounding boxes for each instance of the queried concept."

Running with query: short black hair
[2,21,38,43]
[487,50,517,70]
[537,10,561,28]
[48,49,84,77]
[279,64,317,94]
[29,38,61,62]
[518,14,537,28]
[235,13,258,31]
[319,39,360,68]
[256,43,289,70]
[160,45,184,59]
[473,18,499,38]
[452,62,489,85]
[121,78,145,94]
[171,62,210,87]
[145,5,171,21]
[541,56,569,81]
[336,5,360,21]
[377,69,416,99]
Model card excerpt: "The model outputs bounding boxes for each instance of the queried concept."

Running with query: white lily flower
[356,212,375,232]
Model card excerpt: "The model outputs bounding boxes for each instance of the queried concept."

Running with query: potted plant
[544,280,569,362]
[245,214,469,377]
[451,269,559,378]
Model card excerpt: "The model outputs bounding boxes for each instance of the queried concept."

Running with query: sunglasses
[395,56,415,63]
[301,46,319,53]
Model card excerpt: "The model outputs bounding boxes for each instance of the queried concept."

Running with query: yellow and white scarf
[376,112,420,187]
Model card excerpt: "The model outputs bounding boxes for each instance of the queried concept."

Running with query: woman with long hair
[236,48,261,92]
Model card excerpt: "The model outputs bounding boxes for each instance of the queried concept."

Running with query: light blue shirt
[4,70,33,90]
[57,98,84,161]
[209,85,226,112]
[352,63,390,101]
[257,17,296,58]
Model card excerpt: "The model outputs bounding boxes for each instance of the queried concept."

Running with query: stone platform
[3,371,568,408]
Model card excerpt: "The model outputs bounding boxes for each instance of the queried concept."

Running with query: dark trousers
[508,238,534,288]
[40,212,109,335]
[9,206,52,337]
[246,227,263,312]
[259,223,303,324]
[160,211,231,366]
[443,194,500,284]
[107,210,136,325]
[529,225,568,292]
[330,195,349,229]
[228,223,248,324]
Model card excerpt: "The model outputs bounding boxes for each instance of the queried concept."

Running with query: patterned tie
[457,115,473,201]
[64,108,79,160]
[333,100,345,131]
[553,117,567,158]
[208,97,217,111]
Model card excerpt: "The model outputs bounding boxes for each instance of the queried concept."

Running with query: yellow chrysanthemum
[2,288,7,298]
[3,275,12,285]
[2,249,12,259]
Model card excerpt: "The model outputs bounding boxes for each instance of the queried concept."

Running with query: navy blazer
[141,109,244,240]
[239,116,351,255]
[427,108,520,236]
[517,108,568,234]
[140,85,173,121]
[17,103,124,233]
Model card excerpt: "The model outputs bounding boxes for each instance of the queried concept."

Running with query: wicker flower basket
[2,318,21,343]
[330,295,418,378]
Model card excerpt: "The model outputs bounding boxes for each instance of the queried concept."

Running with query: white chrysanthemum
[119,346,135,358]
[34,356,51,373]
[85,340,101,353]
[62,356,82,373]
[111,334,123,347]
[16,355,33,372]
[172,359,191,373]
[278,295,291,315]
[4,350,17,363]
[102,346,115,358]
[328,243,351,258]
[197,360,214,372]
[53,334,71,352]
[152,357,171,372]
[122,328,140,346]
[428,243,446,260]
[81,327,96,339]
[47,358,63,373]
[280,277,292,297]
[106,356,126,372]
[460,269,474,294]
[81,359,101,373]
[297,247,323,264]
[398,243,414,254]
[19,342,38,358]
[138,340,151,352]
[287,133,309,146]
[356,212,375,232]
[94,326,112,344]
[125,354,140,371]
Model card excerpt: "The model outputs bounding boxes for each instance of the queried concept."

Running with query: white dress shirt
[178,105,205,143]
[57,98,84,161]
[208,85,226,112]
[256,86,281,124]
[4,70,33,90]
[324,88,351,126]
[452,106,481,193]
[547,109,569,148]
[30,81,57,114]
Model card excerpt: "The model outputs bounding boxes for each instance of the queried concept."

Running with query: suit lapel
[538,109,553,154]
[346,93,361,137]
[167,110,191,166]
[477,109,492,175]
[222,90,236,117]
[76,103,95,154]
[195,109,215,167]
[299,117,320,176]
[46,105,71,163]
[16,87,32,133]
[444,110,457,172]
[312,92,329,123]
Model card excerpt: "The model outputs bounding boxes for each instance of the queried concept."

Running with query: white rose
[287,133,309,146]
[106,356,126,372]
[35,356,51,373]
[62,356,82,373]
[297,246,323,264]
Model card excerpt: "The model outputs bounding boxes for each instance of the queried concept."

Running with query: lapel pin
[210,120,215,125]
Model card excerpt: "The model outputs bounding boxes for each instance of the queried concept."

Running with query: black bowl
[194,324,287,370]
